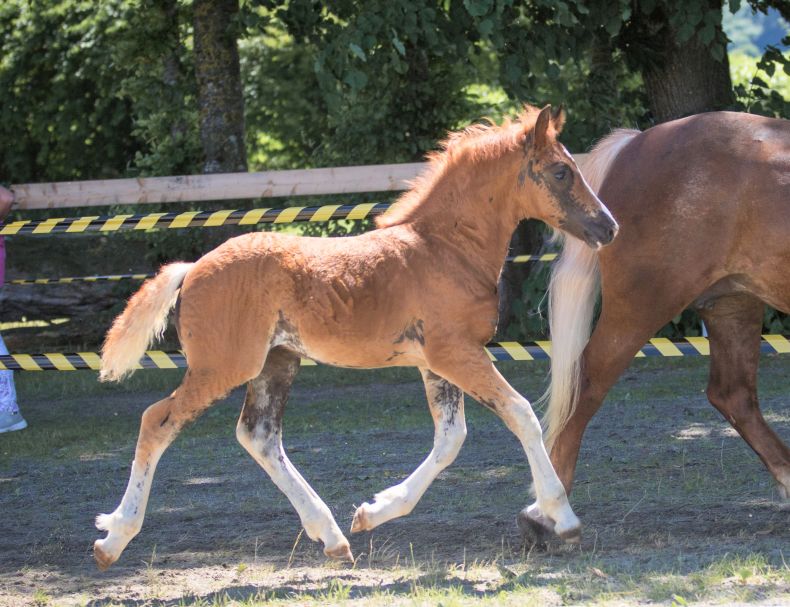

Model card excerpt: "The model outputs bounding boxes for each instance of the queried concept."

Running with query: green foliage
[731,43,790,117]
[240,21,328,170]
[1,0,789,341]
[0,0,203,182]
[113,0,203,177]
[253,1,486,165]
[0,0,137,181]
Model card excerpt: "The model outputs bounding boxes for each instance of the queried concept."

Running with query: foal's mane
[376,106,545,229]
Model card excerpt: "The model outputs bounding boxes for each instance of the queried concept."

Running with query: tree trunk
[159,0,189,144]
[627,2,735,123]
[193,0,247,174]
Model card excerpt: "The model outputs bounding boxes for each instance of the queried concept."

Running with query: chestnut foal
[94,105,617,570]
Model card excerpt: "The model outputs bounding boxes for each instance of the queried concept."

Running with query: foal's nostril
[600,217,619,244]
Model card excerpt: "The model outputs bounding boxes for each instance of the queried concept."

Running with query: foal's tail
[542,129,639,450]
[100,262,193,382]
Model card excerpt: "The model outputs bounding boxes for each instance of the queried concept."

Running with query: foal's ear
[551,104,566,134]
[533,105,553,150]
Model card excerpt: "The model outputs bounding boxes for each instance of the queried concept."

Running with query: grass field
[0,355,788,606]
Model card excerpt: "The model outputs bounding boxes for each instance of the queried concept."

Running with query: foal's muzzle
[581,212,619,249]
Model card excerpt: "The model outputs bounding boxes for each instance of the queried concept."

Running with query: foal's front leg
[351,368,466,533]
[428,350,581,542]
[236,348,352,560]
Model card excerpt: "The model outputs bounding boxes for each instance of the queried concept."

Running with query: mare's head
[518,105,618,248]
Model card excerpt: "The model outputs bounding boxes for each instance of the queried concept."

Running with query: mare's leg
[701,293,790,500]
[427,349,580,541]
[520,301,679,543]
[351,368,466,533]
[547,309,662,492]
[94,368,238,570]
[235,347,352,560]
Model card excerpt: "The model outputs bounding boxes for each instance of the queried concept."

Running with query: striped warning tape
[0,202,391,236]
[0,203,565,265]
[506,253,558,263]
[484,335,789,360]
[8,273,154,285]
[2,336,788,371]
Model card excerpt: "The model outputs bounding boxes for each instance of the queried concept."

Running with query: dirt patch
[0,359,788,605]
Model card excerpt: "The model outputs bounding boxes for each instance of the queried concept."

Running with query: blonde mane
[376,106,550,229]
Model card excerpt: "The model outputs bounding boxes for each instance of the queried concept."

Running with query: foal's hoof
[350,503,371,533]
[777,481,790,502]
[324,541,354,562]
[93,540,116,571]
[516,509,553,549]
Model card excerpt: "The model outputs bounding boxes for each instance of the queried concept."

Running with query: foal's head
[518,105,618,248]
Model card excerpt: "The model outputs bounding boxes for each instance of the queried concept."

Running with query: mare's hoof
[777,482,789,502]
[350,504,370,533]
[324,541,354,562]
[93,541,116,571]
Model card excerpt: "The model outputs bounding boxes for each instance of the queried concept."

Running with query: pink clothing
[0,236,5,287]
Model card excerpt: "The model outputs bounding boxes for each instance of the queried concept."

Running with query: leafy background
[0,0,788,342]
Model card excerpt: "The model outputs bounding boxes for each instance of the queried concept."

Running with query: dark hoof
[558,526,582,545]
[516,510,552,550]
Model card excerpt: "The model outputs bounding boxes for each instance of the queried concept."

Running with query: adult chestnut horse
[92,106,618,570]
[520,111,790,542]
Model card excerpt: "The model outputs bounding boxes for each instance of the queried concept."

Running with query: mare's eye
[553,166,568,181]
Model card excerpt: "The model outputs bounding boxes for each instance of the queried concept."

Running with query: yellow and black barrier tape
[0,203,563,266]
[506,253,558,263]
[8,255,557,285]
[0,202,392,236]
[9,273,154,285]
[2,335,789,371]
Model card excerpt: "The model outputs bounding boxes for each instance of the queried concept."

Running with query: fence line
[0,202,390,236]
[8,273,153,286]
[11,155,590,211]
[11,163,427,210]
[2,335,788,371]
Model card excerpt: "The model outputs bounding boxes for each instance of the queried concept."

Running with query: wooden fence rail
[10,154,590,211]
[10,163,427,210]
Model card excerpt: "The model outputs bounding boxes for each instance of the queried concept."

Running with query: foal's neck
[409,154,524,277]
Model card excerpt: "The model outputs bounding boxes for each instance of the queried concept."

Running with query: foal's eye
[553,167,568,181]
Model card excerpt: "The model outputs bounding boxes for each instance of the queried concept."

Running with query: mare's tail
[100,262,193,382]
[541,129,640,449]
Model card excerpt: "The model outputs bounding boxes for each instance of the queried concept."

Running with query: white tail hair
[542,129,640,449]
[100,262,193,382]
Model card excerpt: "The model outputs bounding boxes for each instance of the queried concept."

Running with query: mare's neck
[409,154,525,277]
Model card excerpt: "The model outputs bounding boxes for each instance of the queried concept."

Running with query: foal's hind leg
[235,347,352,560]
[700,293,790,500]
[94,369,234,570]
[351,368,466,533]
